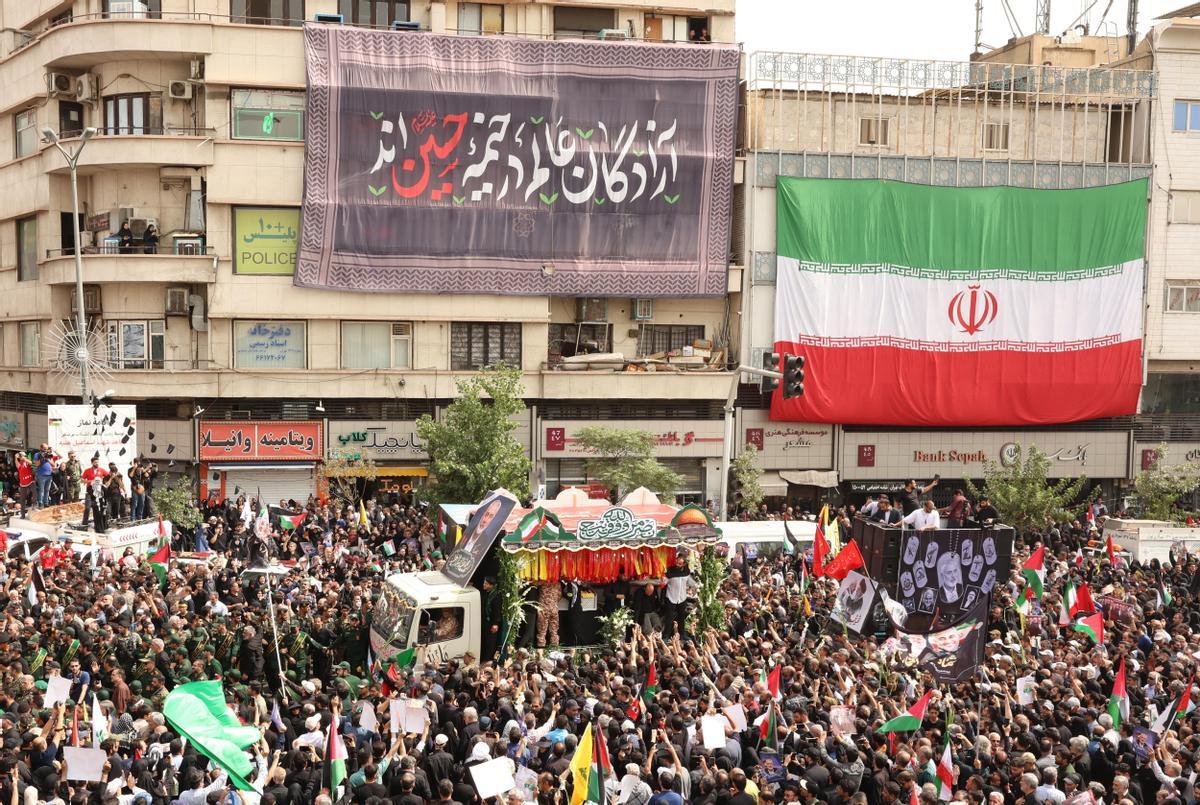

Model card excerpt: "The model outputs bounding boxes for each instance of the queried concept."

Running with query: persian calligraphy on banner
[298,26,738,297]
[198,421,323,462]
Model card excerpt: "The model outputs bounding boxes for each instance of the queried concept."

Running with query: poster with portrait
[880,597,987,684]
[443,491,517,587]
[896,528,1010,628]
[831,570,877,635]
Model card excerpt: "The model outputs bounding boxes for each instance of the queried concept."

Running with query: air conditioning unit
[189,58,205,80]
[168,80,193,100]
[46,72,73,97]
[127,217,157,238]
[575,297,608,322]
[631,298,654,321]
[313,12,342,22]
[391,20,420,30]
[75,74,97,102]
[165,287,190,315]
[173,235,205,255]
[69,285,103,316]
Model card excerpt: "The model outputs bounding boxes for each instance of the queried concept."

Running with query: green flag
[163,681,263,791]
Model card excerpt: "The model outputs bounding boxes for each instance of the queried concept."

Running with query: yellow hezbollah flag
[569,723,594,805]
[359,500,371,534]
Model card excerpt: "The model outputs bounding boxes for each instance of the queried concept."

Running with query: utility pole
[1035,0,1051,34]
[1126,0,1138,54]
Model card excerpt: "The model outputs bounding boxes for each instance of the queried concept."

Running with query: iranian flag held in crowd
[771,178,1147,427]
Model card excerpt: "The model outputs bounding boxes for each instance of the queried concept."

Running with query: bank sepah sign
[327,420,428,461]
[234,207,299,275]
[840,430,1130,480]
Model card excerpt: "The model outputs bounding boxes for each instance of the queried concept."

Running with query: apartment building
[736,46,1156,509]
[0,0,741,502]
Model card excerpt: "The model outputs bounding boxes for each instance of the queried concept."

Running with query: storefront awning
[759,472,789,496]
[324,465,429,478]
[780,469,839,488]
[208,462,316,471]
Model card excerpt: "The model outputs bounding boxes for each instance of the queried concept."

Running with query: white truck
[370,571,481,666]
[1102,518,1200,564]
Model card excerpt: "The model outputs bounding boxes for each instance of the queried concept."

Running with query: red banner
[199,421,323,462]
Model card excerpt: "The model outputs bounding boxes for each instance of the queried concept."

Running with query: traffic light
[761,351,780,393]
[783,354,806,399]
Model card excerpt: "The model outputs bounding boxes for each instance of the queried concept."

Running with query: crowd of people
[0,473,1196,805]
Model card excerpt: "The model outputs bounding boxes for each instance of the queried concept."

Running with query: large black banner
[299,26,738,296]
[881,597,987,684]
[896,529,1007,626]
[444,492,517,587]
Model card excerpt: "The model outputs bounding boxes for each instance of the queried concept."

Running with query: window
[106,320,165,369]
[232,0,304,26]
[418,606,464,644]
[982,122,1010,151]
[234,320,306,368]
[341,321,411,369]
[686,16,710,42]
[338,0,406,26]
[548,323,612,360]
[232,89,305,141]
[19,323,39,368]
[1144,372,1200,414]
[1174,100,1200,132]
[859,116,890,147]
[637,324,704,357]
[458,2,502,34]
[103,0,161,17]
[1166,282,1200,313]
[553,6,613,38]
[1171,191,1200,224]
[16,217,37,282]
[15,110,37,158]
[450,322,521,370]
[102,94,162,135]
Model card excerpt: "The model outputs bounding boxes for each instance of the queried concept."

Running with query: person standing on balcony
[117,221,134,254]
[142,224,159,254]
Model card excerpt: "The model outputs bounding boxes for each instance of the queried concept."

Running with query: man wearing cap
[424,734,455,785]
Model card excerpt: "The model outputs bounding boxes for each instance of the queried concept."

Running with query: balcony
[39,250,217,285]
[43,129,214,174]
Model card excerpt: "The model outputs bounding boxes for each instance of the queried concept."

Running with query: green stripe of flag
[776,177,1147,270]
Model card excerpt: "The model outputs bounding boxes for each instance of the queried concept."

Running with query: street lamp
[42,126,97,402]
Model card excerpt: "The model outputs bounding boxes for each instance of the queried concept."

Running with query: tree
[1134,443,1200,523]
[965,444,1091,532]
[730,443,764,514]
[575,425,681,501]
[318,454,379,507]
[150,478,202,533]
[416,365,531,504]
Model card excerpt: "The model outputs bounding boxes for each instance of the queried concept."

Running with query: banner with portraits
[895,528,1009,628]
[831,570,877,635]
[880,597,987,683]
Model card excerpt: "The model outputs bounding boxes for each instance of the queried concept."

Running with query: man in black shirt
[900,477,939,515]
[975,496,1000,525]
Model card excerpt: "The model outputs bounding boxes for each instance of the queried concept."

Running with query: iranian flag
[771,178,1146,426]
[1108,658,1129,731]
[877,689,934,734]
[517,510,547,543]
[1021,546,1046,600]
[935,736,954,801]
[1058,579,1076,627]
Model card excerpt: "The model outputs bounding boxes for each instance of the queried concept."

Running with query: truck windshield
[373,583,416,648]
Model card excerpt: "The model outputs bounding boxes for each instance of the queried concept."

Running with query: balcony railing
[46,245,215,258]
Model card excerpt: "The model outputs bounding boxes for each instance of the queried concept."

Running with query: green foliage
[416,365,532,504]
[965,444,1092,532]
[150,478,202,532]
[318,454,378,507]
[575,426,681,501]
[1134,443,1200,523]
[496,551,532,656]
[731,444,765,514]
[596,606,634,648]
[689,546,728,634]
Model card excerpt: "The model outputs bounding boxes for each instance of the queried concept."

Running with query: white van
[371,571,481,665]
[717,519,816,559]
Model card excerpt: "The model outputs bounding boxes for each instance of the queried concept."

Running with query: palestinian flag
[1058,579,1076,627]
[1072,582,1096,618]
[148,542,170,589]
[770,178,1146,426]
[764,664,781,700]
[813,505,831,578]
[877,689,934,733]
[26,564,46,607]
[1021,546,1045,600]
[641,664,659,704]
[590,721,614,803]
[935,734,954,801]
[1086,508,1097,532]
[568,723,595,805]
[326,719,348,795]
[1158,584,1173,610]
[517,510,547,543]
[1074,611,1105,646]
[278,511,307,530]
[1108,658,1129,731]
[1178,676,1195,722]
[759,702,778,749]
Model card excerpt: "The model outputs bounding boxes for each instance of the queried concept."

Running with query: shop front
[138,419,195,485]
[1134,441,1200,510]
[839,430,1132,507]
[736,410,836,512]
[327,420,429,504]
[198,420,323,504]
[539,420,724,504]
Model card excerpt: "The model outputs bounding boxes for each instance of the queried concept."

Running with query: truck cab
[370,571,481,665]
